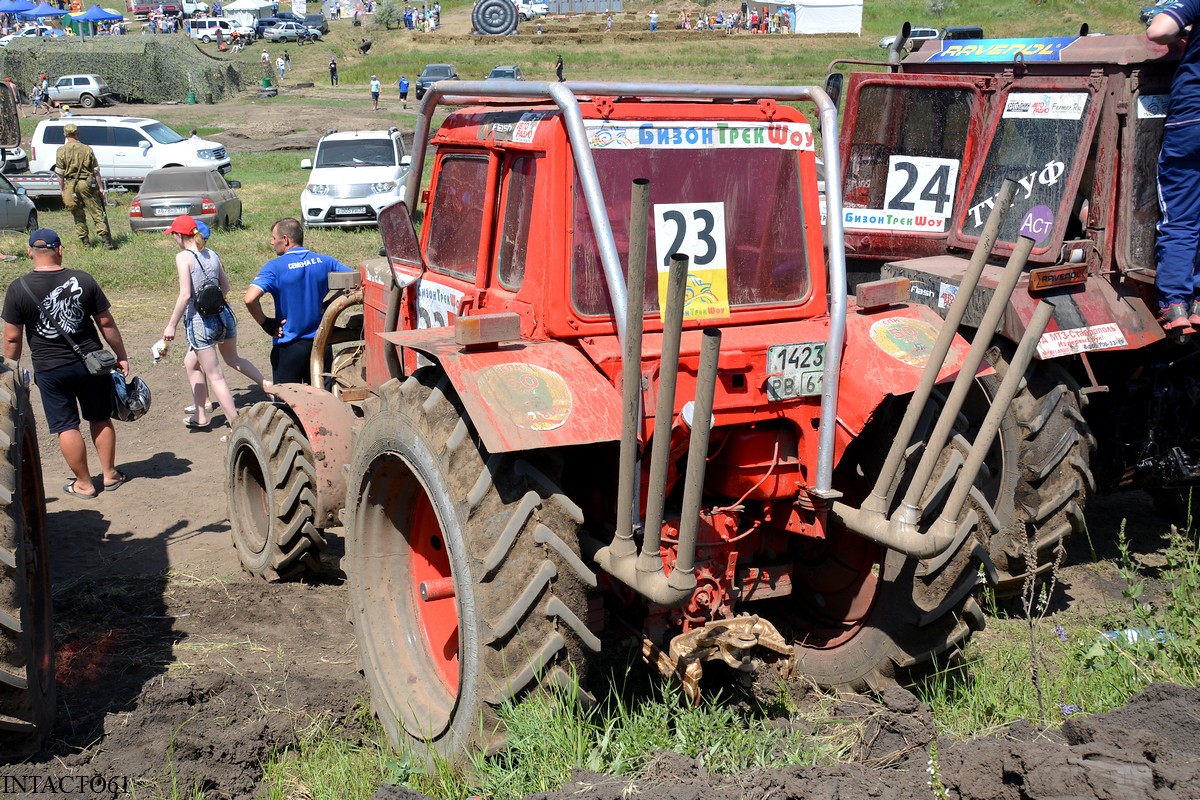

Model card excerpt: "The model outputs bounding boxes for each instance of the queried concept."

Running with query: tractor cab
[832,34,1180,311]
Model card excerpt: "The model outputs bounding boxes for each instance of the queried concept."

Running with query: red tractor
[226,80,1049,759]
[825,28,1196,595]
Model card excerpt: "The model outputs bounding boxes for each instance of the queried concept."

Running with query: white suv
[300,129,410,228]
[29,116,231,184]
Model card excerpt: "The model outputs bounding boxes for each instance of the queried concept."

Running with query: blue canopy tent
[17,2,69,18]
[70,4,124,37]
[0,1,35,13]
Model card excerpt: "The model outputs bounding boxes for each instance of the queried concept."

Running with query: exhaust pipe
[611,178,651,563]
[862,179,1018,516]
[831,233,1050,558]
[596,250,718,607]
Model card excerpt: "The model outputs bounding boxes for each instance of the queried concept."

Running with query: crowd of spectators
[674,6,792,34]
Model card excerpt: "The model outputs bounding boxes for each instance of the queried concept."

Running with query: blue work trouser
[1156,120,1200,310]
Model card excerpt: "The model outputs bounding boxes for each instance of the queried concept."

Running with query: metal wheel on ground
[0,359,53,760]
[346,371,598,762]
[227,401,325,581]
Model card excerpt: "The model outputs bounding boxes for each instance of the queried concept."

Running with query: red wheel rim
[409,490,459,694]
[790,530,882,648]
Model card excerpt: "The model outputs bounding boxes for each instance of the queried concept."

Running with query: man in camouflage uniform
[54,124,115,250]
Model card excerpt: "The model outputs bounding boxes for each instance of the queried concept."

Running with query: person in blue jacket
[243,218,353,384]
[1149,0,1200,337]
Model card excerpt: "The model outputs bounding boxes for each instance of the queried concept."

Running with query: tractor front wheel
[227,402,325,581]
[346,371,598,762]
[0,360,53,759]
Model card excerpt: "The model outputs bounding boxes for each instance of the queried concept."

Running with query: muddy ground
[6,95,1199,798]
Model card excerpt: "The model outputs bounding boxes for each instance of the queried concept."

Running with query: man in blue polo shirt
[1149,2,1200,337]
[244,217,353,384]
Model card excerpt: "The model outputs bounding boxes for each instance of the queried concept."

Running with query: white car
[300,129,410,228]
[879,26,939,50]
[0,25,64,47]
[29,116,231,184]
[515,0,547,21]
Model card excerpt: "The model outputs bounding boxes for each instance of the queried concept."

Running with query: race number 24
[884,156,960,217]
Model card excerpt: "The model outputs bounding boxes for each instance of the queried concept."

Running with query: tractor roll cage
[405,79,848,497]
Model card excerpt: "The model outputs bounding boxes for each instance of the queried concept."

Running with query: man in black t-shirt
[1,228,131,499]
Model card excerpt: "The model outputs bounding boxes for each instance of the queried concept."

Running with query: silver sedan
[129,167,242,233]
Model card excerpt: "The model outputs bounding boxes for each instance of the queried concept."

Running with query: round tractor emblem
[868,316,942,368]
[477,363,573,431]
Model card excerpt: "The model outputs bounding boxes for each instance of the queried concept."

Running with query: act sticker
[869,317,942,367]
[653,201,731,320]
[477,363,573,431]
[1020,205,1055,245]
[1036,323,1127,359]
[883,156,959,228]
[1002,92,1088,120]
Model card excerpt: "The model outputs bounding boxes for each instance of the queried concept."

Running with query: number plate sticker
[336,206,368,215]
[765,342,826,401]
[652,201,731,321]
[881,156,959,230]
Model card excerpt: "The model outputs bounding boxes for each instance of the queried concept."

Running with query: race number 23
[884,156,960,217]
[653,202,728,272]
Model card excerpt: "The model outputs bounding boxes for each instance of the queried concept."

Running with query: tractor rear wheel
[346,371,598,762]
[975,347,1093,595]
[0,361,53,759]
[227,402,325,581]
[787,398,987,692]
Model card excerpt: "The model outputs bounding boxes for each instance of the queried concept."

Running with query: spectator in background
[369,74,381,110]
[276,54,286,81]
[648,9,658,31]
[555,53,564,82]
[329,56,338,86]
[398,74,409,109]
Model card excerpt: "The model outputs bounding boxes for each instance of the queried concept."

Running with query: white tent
[224,0,273,27]
[766,0,862,35]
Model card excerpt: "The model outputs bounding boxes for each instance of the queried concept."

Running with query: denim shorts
[185,304,237,351]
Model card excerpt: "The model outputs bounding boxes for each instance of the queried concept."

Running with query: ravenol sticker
[1037,323,1127,359]
[1003,92,1088,120]
[928,37,1078,62]
[653,201,731,321]
[1138,95,1170,119]
[869,317,942,367]
[477,363,574,431]
[585,120,814,151]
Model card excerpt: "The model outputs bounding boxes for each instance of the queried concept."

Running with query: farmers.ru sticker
[1002,92,1089,120]
[1037,323,1127,359]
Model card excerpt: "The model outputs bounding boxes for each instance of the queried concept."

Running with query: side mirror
[15,186,26,196]
[379,200,426,283]
[824,73,843,111]
[227,179,241,188]
[138,139,151,149]
[400,155,411,167]
[300,158,312,169]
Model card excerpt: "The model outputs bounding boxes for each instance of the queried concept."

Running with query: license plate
[155,206,189,216]
[765,342,826,401]
[336,206,368,215]
[218,164,231,174]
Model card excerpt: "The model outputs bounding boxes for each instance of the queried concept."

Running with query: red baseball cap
[164,214,199,236]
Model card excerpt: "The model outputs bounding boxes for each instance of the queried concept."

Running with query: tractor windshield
[571,119,813,319]
[959,90,1094,247]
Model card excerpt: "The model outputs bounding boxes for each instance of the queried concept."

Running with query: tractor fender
[381,327,624,454]
[837,302,985,438]
[268,383,359,528]
[883,256,1163,355]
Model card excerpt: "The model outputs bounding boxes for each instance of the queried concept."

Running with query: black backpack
[192,252,225,316]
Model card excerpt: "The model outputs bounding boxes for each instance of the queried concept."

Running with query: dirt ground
[6,96,1200,799]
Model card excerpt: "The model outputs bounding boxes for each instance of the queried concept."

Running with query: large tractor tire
[0,361,53,760]
[975,348,1094,596]
[785,395,988,692]
[472,0,518,35]
[346,371,598,762]
[227,402,325,581]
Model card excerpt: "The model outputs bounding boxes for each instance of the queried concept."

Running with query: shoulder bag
[18,277,117,375]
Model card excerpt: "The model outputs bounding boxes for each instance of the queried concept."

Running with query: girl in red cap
[161,214,268,430]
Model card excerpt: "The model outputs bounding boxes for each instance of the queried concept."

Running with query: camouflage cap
[63,123,78,136]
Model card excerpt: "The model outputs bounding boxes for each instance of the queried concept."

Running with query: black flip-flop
[183,417,212,430]
[63,482,98,500]
[103,471,128,492]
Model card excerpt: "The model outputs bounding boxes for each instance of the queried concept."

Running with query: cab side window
[496,156,536,291]
[426,155,489,281]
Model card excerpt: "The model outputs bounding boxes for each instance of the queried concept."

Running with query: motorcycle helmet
[111,372,152,422]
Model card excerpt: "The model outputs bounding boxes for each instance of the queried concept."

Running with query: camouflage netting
[0,36,253,103]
